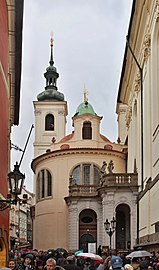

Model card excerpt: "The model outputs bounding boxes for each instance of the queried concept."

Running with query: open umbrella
[76,252,103,262]
[74,250,83,256]
[127,250,152,258]
[55,248,68,258]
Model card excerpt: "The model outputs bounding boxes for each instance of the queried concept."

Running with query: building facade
[0,0,24,266]
[9,187,34,250]
[31,38,138,252]
[116,0,159,251]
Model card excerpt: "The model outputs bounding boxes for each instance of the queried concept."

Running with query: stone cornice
[31,148,126,172]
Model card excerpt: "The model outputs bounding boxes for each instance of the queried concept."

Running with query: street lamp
[104,217,116,255]
[0,124,34,211]
[0,162,27,211]
[8,162,25,199]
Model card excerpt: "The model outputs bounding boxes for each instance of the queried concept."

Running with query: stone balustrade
[101,173,138,186]
[68,173,138,196]
[69,185,98,196]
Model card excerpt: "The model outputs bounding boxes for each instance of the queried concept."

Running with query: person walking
[63,256,80,270]
[18,254,34,270]
[35,260,44,270]
[45,258,56,270]
[97,246,102,257]
[97,256,111,270]
[8,259,18,270]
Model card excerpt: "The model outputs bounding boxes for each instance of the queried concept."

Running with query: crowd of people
[1,249,159,270]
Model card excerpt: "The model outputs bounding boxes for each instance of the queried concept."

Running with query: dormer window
[82,121,92,139]
[45,114,54,131]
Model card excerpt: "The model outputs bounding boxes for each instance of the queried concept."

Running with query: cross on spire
[83,86,88,104]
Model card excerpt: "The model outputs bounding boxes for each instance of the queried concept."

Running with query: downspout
[126,36,144,244]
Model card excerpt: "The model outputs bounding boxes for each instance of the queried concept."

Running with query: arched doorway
[0,238,7,267]
[116,204,131,251]
[79,209,97,252]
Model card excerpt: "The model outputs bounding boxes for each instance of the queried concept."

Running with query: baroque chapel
[31,36,138,252]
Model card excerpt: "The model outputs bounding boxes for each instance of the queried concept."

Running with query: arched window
[72,166,80,184]
[82,121,92,139]
[37,173,40,200]
[41,169,45,198]
[36,169,52,201]
[83,164,90,185]
[71,164,100,185]
[47,170,52,196]
[45,114,54,131]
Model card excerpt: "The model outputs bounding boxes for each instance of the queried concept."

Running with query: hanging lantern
[8,162,25,196]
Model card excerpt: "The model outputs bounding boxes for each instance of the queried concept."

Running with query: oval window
[81,217,93,223]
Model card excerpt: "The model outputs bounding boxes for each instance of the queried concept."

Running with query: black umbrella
[55,248,68,257]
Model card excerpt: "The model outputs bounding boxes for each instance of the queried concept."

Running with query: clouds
[11,0,133,191]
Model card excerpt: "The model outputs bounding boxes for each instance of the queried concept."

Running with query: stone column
[68,201,78,251]
[117,104,127,144]
[97,201,103,246]
[131,196,137,248]
[101,192,115,249]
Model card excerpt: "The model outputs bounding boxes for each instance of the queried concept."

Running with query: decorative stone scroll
[134,72,141,96]
[126,105,132,128]
[155,1,159,20]
[34,109,41,115]
[58,110,64,115]
[143,33,151,63]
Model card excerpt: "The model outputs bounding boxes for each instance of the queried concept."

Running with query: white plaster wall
[150,181,159,233]
[139,193,148,237]
[151,26,159,179]
[143,60,152,185]
[117,104,127,145]
[33,101,67,157]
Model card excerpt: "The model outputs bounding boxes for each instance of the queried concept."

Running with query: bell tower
[33,35,68,157]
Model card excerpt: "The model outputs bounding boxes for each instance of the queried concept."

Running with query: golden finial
[83,85,88,104]
[50,32,54,47]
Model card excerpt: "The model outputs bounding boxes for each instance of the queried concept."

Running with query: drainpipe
[126,36,144,245]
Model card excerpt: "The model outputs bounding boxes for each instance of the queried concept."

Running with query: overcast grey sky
[11,0,133,192]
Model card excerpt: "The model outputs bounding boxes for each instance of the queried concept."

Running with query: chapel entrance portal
[79,209,97,252]
[116,204,131,251]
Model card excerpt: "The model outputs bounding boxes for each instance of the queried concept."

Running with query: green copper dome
[76,101,96,116]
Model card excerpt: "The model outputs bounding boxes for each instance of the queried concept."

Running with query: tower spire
[50,32,54,66]
[37,33,65,102]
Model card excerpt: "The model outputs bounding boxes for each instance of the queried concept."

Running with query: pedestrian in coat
[18,254,34,270]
